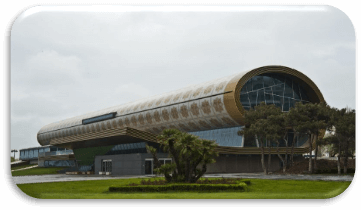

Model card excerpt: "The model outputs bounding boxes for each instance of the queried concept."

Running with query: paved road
[12,173,353,184]
[204,173,354,181]
[12,174,153,184]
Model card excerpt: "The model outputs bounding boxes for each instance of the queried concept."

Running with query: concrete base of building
[94,153,169,176]
[29,160,38,164]
[206,154,281,173]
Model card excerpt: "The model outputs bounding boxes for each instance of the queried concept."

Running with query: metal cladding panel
[187,100,202,119]
[136,112,146,128]
[37,65,325,146]
[159,106,172,123]
[199,97,215,117]
[168,104,181,122]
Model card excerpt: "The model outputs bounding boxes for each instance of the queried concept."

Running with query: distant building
[19,145,76,167]
[36,65,324,175]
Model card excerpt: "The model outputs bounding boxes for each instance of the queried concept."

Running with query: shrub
[110,183,248,193]
[128,178,251,186]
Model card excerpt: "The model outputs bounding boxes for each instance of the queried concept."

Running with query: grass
[16,178,351,199]
[12,167,66,176]
[11,157,15,162]
[11,164,37,171]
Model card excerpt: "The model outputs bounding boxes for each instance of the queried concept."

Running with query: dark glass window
[240,73,311,112]
[284,84,294,99]
[293,83,301,100]
[252,76,264,90]
[257,89,265,104]
[273,95,282,109]
[265,92,273,105]
[283,97,290,112]
[240,94,250,107]
[245,80,253,92]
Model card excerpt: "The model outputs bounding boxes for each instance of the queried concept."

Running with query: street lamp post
[11,149,18,160]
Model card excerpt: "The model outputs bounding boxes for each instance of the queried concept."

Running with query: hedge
[109,183,248,193]
[241,179,251,186]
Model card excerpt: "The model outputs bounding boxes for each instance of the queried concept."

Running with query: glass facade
[190,126,243,147]
[20,146,72,160]
[242,129,309,147]
[20,147,49,160]
[105,142,163,156]
[240,73,311,111]
[44,160,76,167]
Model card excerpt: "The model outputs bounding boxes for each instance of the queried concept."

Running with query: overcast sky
[10,6,355,156]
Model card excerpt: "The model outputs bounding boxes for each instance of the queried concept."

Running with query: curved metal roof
[37,65,324,146]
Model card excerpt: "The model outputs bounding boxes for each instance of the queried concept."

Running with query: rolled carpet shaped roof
[37,65,324,146]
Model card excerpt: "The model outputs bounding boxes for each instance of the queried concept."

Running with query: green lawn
[16,178,351,199]
[12,167,66,176]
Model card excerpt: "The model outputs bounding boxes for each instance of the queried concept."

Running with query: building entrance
[144,158,172,175]
[101,159,112,173]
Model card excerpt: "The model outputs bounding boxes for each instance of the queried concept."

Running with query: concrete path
[12,174,154,184]
[11,165,38,172]
[12,173,353,184]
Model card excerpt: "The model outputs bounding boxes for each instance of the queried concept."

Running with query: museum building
[36,65,325,175]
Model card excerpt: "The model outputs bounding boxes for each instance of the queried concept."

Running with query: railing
[38,150,74,157]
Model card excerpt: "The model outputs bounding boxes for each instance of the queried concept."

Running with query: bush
[109,183,248,193]
[128,178,251,186]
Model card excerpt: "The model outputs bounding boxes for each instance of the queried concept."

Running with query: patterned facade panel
[122,115,132,128]
[213,76,232,95]
[180,88,193,101]
[135,112,146,128]
[196,79,219,99]
[143,111,154,126]
[166,122,182,131]
[110,117,118,129]
[160,106,171,123]
[136,101,146,112]
[176,121,191,132]
[155,94,167,107]
[196,118,214,130]
[167,104,180,122]
[177,102,191,121]
[187,100,202,120]
[147,109,164,125]
[145,96,160,110]
[202,82,216,97]
[219,115,240,127]
[198,97,215,117]
[184,119,203,132]
[162,93,174,106]
[170,90,184,104]
[188,84,204,100]
[210,95,228,115]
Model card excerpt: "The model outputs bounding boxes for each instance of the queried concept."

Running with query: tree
[267,113,289,173]
[146,129,219,183]
[287,102,329,173]
[325,107,355,174]
[239,102,284,174]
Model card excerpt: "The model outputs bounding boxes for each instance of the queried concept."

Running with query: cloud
[16,50,83,88]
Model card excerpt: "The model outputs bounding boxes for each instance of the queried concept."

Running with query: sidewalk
[12,172,353,184]
[11,165,38,172]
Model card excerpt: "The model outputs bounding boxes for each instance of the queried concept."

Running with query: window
[240,73,311,112]
[82,112,116,125]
